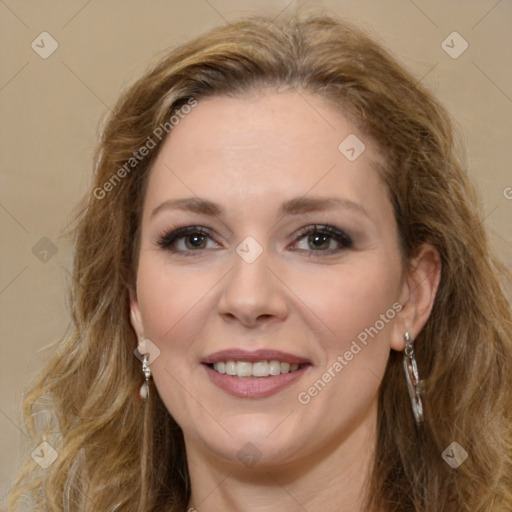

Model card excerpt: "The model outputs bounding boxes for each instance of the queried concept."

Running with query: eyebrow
[150,196,369,219]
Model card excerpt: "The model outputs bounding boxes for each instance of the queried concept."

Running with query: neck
[186,403,378,512]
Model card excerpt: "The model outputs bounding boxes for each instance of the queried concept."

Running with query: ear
[390,243,442,351]
[129,287,145,343]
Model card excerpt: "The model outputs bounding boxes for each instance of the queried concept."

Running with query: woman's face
[131,90,409,470]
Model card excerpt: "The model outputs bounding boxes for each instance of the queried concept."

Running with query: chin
[183,415,307,467]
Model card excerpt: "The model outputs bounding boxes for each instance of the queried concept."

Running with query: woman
[8,13,512,512]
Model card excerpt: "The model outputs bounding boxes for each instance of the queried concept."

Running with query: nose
[217,245,288,328]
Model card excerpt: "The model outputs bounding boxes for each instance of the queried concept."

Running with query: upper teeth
[213,360,300,377]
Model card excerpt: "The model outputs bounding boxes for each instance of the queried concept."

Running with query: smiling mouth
[207,360,306,378]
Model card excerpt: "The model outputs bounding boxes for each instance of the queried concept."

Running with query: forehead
[156,90,371,169]
[144,90,391,223]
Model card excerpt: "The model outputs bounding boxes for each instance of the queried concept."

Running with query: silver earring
[403,332,424,424]
[139,354,151,400]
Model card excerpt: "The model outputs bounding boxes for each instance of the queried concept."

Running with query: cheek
[287,259,402,420]
[290,262,401,431]
[135,253,216,341]
[134,258,216,426]
[289,257,401,347]
[134,257,211,390]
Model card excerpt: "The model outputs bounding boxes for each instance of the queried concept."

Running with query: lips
[202,348,310,365]
[202,349,311,398]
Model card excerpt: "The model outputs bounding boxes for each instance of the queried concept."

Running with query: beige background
[0,0,510,505]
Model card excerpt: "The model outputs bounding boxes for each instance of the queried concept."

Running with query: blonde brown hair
[8,14,512,512]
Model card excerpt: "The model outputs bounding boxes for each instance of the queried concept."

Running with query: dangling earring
[403,332,424,424]
[139,354,151,400]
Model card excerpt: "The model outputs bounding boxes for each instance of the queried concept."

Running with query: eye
[292,224,353,254]
[156,226,220,254]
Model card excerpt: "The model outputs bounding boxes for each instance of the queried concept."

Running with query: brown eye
[307,233,332,250]
[157,226,220,254]
[185,233,208,249]
[292,224,354,254]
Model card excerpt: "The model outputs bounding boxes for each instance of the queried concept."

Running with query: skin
[130,90,441,511]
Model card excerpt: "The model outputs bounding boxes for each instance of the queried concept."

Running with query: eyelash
[156,226,213,254]
[156,224,354,257]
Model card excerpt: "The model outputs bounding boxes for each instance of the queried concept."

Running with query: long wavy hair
[8,13,512,512]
